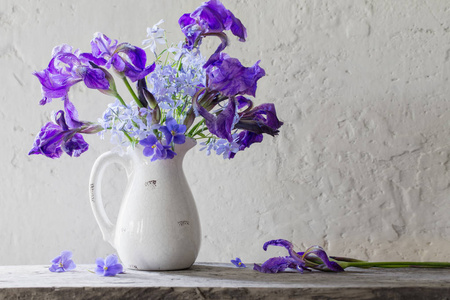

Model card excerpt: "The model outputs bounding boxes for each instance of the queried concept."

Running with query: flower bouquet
[29,0,283,162]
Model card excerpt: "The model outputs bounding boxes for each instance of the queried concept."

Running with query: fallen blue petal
[231,257,246,268]
[49,250,76,273]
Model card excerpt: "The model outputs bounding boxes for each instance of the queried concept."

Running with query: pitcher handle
[89,151,131,248]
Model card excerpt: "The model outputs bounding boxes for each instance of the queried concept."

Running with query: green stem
[122,77,142,108]
[115,93,127,107]
[340,261,450,269]
[188,119,205,137]
[122,130,134,144]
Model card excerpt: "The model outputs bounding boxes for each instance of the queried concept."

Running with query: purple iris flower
[159,118,186,145]
[179,0,246,67]
[253,256,297,274]
[87,32,156,82]
[231,257,246,268]
[179,0,246,49]
[28,109,100,159]
[95,254,123,277]
[253,239,344,274]
[194,98,237,142]
[206,53,265,97]
[49,250,76,273]
[235,102,283,136]
[139,134,176,161]
[33,44,109,105]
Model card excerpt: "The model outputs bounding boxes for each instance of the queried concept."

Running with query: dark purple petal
[165,148,176,159]
[29,111,90,159]
[54,110,69,131]
[195,98,236,142]
[78,52,108,66]
[202,33,228,68]
[117,44,147,70]
[63,96,83,128]
[34,43,112,103]
[28,122,65,159]
[236,96,253,111]
[90,32,118,57]
[191,0,229,33]
[180,0,246,52]
[33,69,79,101]
[228,131,263,158]
[160,126,173,144]
[123,61,156,82]
[206,53,265,97]
[178,14,199,50]
[229,13,247,42]
[62,133,89,157]
[79,67,109,90]
[179,13,196,29]
[263,239,294,251]
[263,239,306,268]
[236,103,283,136]
[253,257,290,274]
[111,53,126,72]
[303,246,344,272]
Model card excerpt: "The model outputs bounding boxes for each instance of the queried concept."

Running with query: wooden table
[0,263,449,299]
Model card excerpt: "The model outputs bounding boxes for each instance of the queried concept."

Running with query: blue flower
[49,250,76,273]
[231,257,246,268]
[160,118,186,145]
[139,134,176,161]
[95,254,123,277]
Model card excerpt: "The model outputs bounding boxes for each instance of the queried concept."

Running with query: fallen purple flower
[95,254,123,277]
[254,239,344,274]
[49,250,76,273]
[231,257,246,268]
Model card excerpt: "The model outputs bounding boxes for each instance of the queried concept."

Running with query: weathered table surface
[0,263,449,299]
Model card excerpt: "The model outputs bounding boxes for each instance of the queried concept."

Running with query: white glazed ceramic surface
[89,138,201,271]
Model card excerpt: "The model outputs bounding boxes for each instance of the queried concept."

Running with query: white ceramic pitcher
[89,138,201,271]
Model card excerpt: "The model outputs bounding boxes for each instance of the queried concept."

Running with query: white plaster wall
[2,0,450,265]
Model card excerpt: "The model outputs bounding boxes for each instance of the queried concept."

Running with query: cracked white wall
[1,0,450,265]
